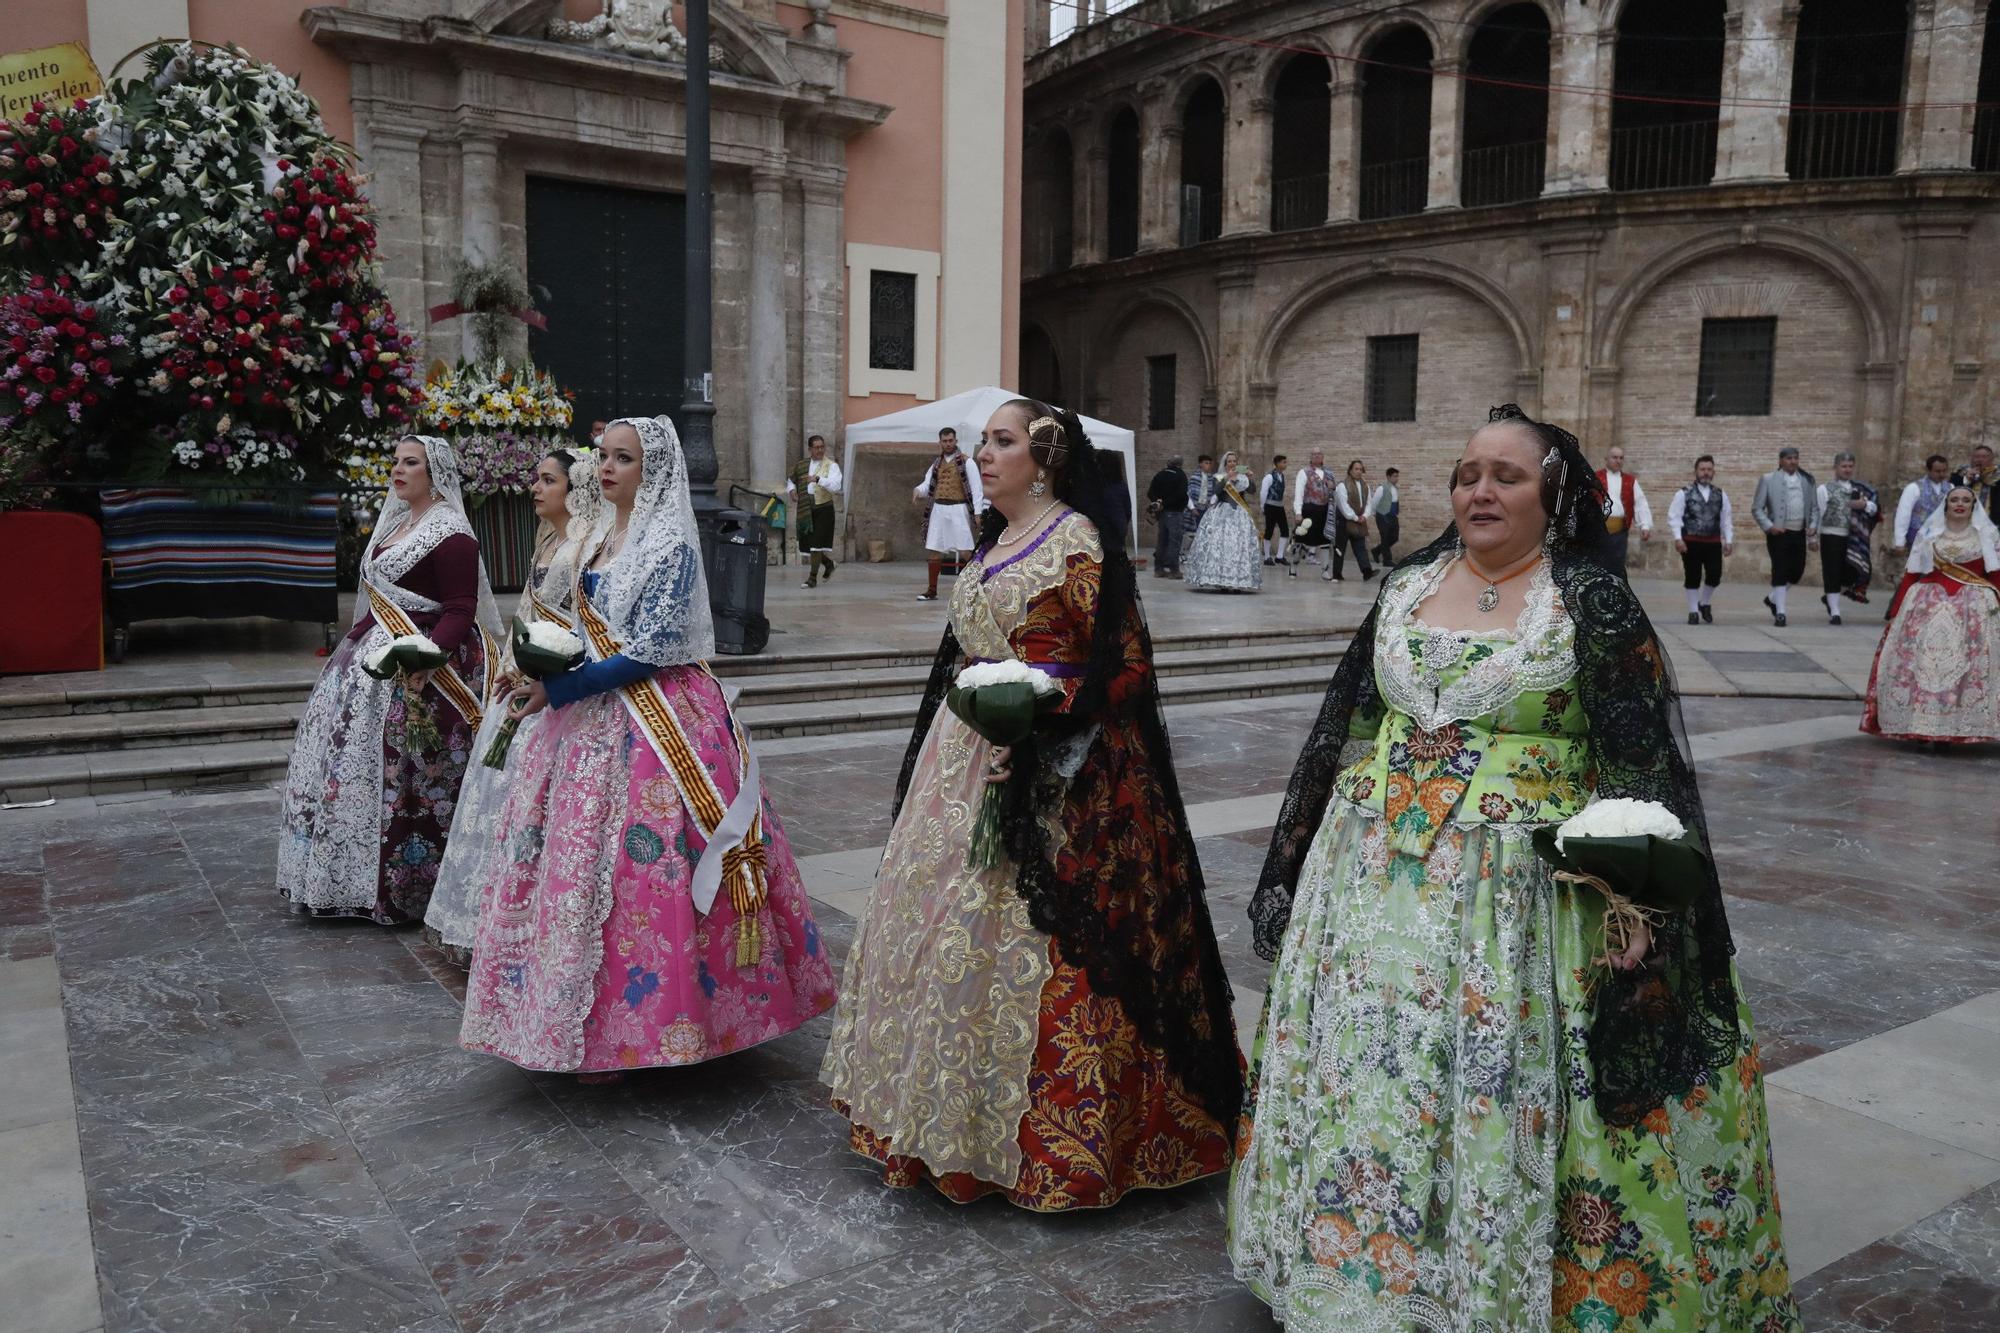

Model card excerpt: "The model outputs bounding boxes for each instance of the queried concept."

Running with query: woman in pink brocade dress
[460,416,836,1076]
[1862,485,2000,744]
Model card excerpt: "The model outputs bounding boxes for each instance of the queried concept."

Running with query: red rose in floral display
[0,274,129,445]
[0,98,120,272]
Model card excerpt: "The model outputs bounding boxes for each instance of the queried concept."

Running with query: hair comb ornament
[1028,415,1070,462]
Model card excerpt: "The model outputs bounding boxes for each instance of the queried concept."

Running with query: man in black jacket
[1146,456,1189,578]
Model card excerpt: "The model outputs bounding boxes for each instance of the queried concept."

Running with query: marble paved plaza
[3,568,1998,1332]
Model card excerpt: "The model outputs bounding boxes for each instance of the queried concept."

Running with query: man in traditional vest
[913,426,983,601]
[1370,466,1402,566]
[1595,445,1652,576]
[1892,453,1953,555]
[1954,443,1999,526]
[1330,459,1377,582]
[1261,454,1291,565]
[1812,450,1878,626]
[1667,454,1733,625]
[1751,446,1815,627]
[1292,450,1335,565]
[785,433,843,589]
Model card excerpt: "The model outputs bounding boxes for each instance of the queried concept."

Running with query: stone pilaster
[1070,108,1106,265]
[1327,77,1360,223]
[1900,0,1986,172]
[1426,59,1463,211]
[355,123,427,350]
[457,133,504,361]
[1713,0,1797,182]
[748,168,789,492]
[800,180,843,456]
[1536,230,1604,435]
[1215,264,1256,458]
[1221,56,1271,238]
[1895,214,1976,476]
[1546,24,1610,194]
[1026,0,1051,55]
[1138,80,1180,252]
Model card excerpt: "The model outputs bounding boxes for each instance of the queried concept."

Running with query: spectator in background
[1328,459,1375,582]
[1292,450,1335,566]
[1954,443,1998,525]
[1813,451,1879,625]
[1370,466,1401,566]
[1146,455,1190,579]
[1261,454,1290,565]
[1668,454,1733,625]
[1752,446,1815,627]
[1595,444,1653,577]
[1893,454,1954,554]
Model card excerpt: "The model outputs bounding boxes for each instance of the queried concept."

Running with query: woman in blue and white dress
[423,449,601,962]
[1185,450,1264,592]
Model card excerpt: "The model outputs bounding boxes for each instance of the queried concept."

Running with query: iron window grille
[868,270,918,372]
[1147,354,1177,430]
[1365,334,1419,423]
[1695,317,1776,417]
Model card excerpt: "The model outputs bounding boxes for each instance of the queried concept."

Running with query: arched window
[1271,52,1332,231]
[1027,130,1074,274]
[1610,0,1724,191]
[1978,2,2000,170]
[1106,107,1141,259]
[1462,4,1550,206]
[1179,78,1226,245]
[1787,0,1908,179]
[1359,26,1433,220]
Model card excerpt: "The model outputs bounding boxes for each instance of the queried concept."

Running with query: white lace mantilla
[1374,556,1574,732]
[278,504,470,914]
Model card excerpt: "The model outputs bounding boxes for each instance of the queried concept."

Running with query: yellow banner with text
[1,44,105,123]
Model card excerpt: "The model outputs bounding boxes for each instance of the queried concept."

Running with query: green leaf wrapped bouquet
[945,660,1067,870]
[362,633,450,751]
[482,617,586,769]
[1531,797,1709,967]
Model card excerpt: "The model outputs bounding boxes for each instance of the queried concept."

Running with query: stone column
[1901,0,1987,172]
[747,169,789,492]
[460,135,502,268]
[1426,59,1464,211]
[1221,56,1272,238]
[799,180,843,462]
[1713,0,1797,182]
[1138,80,1180,252]
[1895,214,1975,475]
[1546,25,1611,194]
[356,123,427,347]
[1026,0,1051,54]
[1327,76,1360,222]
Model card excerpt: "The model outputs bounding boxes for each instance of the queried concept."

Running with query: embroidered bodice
[1336,556,1592,856]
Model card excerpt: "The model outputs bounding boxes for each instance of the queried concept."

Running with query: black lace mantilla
[1248,411,1743,1129]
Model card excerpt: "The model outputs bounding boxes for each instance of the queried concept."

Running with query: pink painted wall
[6,2,89,54]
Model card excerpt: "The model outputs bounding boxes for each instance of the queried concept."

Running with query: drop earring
[1029,468,1047,499]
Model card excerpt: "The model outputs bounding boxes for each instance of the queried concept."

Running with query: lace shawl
[1248,528,1743,1128]
[585,416,715,665]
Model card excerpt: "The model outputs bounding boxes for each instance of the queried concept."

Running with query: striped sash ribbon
[362,581,491,729]
[574,594,770,967]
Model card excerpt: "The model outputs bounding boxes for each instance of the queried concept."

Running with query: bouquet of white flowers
[482,618,587,769]
[361,633,449,751]
[945,660,1065,869]
[1533,797,1708,966]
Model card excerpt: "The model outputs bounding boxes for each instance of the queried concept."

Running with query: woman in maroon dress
[278,434,499,922]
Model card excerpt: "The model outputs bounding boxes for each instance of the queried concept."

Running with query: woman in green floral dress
[1228,406,1799,1332]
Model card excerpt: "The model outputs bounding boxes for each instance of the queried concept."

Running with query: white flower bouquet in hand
[482,617,586,769]
[945,660,1065,869]
[1532,797,1709,966]
[362,633,449,751]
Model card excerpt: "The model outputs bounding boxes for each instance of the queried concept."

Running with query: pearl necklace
[993,500,1063,549]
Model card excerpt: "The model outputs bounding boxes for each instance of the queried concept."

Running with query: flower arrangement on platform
[0,41,423,497]
[404,358,576,496]
[0,273,129,446]
[0,97,121,273]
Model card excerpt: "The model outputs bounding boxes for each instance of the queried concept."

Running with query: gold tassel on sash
[575,596,770,969]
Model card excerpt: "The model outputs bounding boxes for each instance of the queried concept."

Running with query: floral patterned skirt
[459,669,837,1072]
[1227,799,1799,1332]
[1861,574,2000,743]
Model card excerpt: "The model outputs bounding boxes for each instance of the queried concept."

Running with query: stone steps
[0,625,1359,803]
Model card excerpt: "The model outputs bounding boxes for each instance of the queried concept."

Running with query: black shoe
[1699,604,1713,624]
[1262,557,1274,565]
[1830,614,1843,626]
[1330,574,1345,582]
[1363,569,1378,581]
[1688,613,1701,625]
[1774,613,1787,627]
[1764,596,1780,624]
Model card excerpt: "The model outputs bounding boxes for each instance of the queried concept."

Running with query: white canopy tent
[841,386,1139,551]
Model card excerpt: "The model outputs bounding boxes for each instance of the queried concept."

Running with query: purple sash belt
[968,656,1088,678]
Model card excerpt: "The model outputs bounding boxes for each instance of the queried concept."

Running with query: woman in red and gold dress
[821,399,1242,1211]
[1863,484,2000,744]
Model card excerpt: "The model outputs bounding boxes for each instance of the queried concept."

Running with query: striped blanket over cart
[100,488,341,629]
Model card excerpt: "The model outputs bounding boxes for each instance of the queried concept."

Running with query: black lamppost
[682,0,769,653]
[681,0,718,513]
